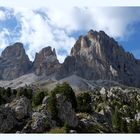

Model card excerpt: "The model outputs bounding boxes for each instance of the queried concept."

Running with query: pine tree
[130,120,139,133]
[32,91,45,107]
[63,122,70,133]
[120,119,128,133]
[112,107,121,132]
[47,92,58,121]
[51,82,77,110]
[6,87,12,97]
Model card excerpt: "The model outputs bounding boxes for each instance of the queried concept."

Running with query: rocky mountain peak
[1,42,25,59]
[0,30,140,88]
[33,46,60,76]
[57,29,140,87]
[37,46,57,58]
[0,42,31,80]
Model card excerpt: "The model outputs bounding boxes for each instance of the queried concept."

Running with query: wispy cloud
[0,5,140,62]
[0,10,6,20]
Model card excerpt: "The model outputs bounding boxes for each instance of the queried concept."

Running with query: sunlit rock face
[33,46,60,76]
[0,30,140,88]
[57,30,140,87]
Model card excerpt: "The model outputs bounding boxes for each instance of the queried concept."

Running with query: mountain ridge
[0,30,140,88]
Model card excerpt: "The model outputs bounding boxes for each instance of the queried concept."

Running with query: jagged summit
[1,42,25,58]
[0,30,140,88]
[0,42,31,80]
[57,29,140,87]
[33,46,60,76]
[37,46,57,57]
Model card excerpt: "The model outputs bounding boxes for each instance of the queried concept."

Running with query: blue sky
[0,1,140,62]
[118,22,140,59]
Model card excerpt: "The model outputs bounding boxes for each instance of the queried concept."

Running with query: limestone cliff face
[0,43,31,80]
[0,30,140,88]
[33,46,60,76]
[57,30,140,87]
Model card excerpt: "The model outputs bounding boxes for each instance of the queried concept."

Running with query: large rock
[30,104,56,133]
[42,96,50,105]
[57,30,140,88]
[56,94,78,127]
[33,46,60,76]
[31,112,47,133]
[0,42,31,80]
[76,112,113,133]
[135,112,140,121]
[7,96,31,120]
[0,106,17,133]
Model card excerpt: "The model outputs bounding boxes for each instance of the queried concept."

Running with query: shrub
[63,122,70,133]
[112,107,121,131]
[16,87,33,99]
[51,82,77,110]
[49,127,66,133]
[6,87,12,97]
[44,118,51,131]
[0,94,3,105]
[120,119,128,133]
[0,87,12,104]
[128,120,139,133]
[23,88,33,99]
[76,92,92,113]
[13,89,17,96]
[47,92,58,121]
[32,91,45,107]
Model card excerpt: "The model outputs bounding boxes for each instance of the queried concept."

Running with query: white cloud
[46,7,140,39]
[13,8,76,63]
[92,7,140,39]
[0,10,6,20]
[0,28,10,52]
[1,0,140,9]
[0,5,140,62]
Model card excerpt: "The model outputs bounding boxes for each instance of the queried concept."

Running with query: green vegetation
[49,127,67,133]
[76,92,92,113]
[0,87,12,105]
[1,84,140,133]
[51,82,77,110]
[112,107,121,131]
[44,118,51,131]
[47,92,58,120]
[32,91,47,107]
[46,82,77,123]
[16,87,33,99]
[49,122,70,133]
[128,120,139,133]
[63,122,70,133]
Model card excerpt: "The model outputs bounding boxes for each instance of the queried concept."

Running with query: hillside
[0,30,140,133]
[0,83,140,133]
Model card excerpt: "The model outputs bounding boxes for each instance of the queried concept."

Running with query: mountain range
[0,29,140,90]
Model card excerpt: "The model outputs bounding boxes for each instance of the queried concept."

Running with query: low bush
[32,91,45,107]
[76,92,92,113]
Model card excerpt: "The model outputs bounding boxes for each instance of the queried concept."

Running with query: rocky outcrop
[33,47,60,76]
[7,96,31,120]
[0,42,31,80]
[31,112,47,133]
[135,112,140,121]
[77,112,113,133]
[0,44,60,80]
[0,96,31,133]
[57,30,140,88]
[0,106,17,133]
[56,94,78,127]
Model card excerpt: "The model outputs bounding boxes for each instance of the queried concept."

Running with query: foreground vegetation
[0,83,140,133]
